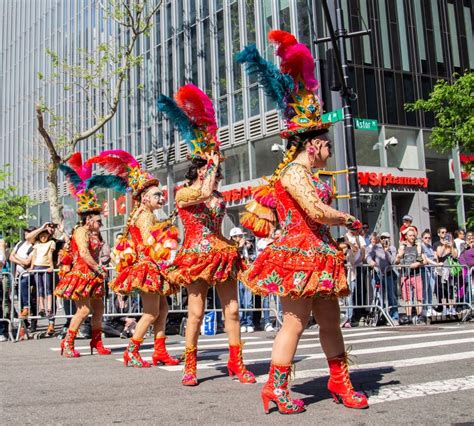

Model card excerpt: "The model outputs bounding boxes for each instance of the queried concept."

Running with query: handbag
[447,257,462,277]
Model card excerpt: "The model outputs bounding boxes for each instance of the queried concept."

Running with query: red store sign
[221,186,253,202]
[358,172,428,189]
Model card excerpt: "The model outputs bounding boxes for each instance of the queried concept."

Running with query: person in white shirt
[344,229,367,324]
[453,229,466,255]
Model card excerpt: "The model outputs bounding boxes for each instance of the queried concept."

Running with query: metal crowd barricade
[1,271,15,341]
[384,264,472,324]
[339,264,394,326]
[13,265,283,341]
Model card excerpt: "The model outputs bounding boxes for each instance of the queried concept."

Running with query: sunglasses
[380,236,389,240]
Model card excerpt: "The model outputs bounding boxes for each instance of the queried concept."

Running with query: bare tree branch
[36,105,60,163]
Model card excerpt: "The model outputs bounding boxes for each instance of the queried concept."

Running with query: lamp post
[314,0,370,219]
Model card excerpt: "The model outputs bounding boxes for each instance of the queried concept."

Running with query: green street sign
[322,108,343,123]
[354,117,378,131]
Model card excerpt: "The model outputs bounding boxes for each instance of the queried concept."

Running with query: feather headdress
[236,30,329,237]
[59,153,102,214]
[86,149,159,200]
[158,84,220,158]
[237,30,329,138]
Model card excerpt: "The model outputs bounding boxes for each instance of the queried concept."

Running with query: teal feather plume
[235,44,293,112]
[157,94,196,147]
[59,164,84,195]
[86,175,127,193]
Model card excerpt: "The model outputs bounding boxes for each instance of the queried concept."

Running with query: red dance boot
[227,344,256,384]
[261,363,305,414]
[152,336,180,366]
[123,338,151,368]
[90,329,112,355]
[182,346,198,386]
[60,329,80,358]
[327,352,369,409]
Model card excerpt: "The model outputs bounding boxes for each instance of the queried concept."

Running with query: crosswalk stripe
[367,375,474,405]
[156,337,474,371]
[254,351,474,383]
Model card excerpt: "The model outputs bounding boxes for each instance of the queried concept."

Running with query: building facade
[1,0,473,243]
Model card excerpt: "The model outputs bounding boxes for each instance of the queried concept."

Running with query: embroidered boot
[261,363,305,414]
[123,338,151,368]
[60,329,80,358]
[152,336,180,366]
[227,344,256,384]
[182,345,198,386]
[327,352,369,409]
[90,329,112,355]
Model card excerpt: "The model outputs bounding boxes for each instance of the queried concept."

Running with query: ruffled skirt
[164,244,245,287]
[54,261,104,301]
[239,238,348,299]
[109,256,178,296]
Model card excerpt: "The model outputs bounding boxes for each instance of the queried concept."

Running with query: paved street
[2,323,474,424]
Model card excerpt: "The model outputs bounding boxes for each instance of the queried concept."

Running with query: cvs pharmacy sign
[358,172,428,188]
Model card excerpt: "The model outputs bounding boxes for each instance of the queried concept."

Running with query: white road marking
[253,351,474,383]
[157,337,474,371]
[367,375,474,405]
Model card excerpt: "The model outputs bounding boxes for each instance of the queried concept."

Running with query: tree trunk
[47,160,63,224]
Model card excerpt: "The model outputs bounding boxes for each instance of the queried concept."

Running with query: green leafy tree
[405,71,474,153]
[36,0,163,224]
[0,166,31,245]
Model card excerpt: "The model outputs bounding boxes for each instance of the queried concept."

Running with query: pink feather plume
[68,152,92,181]
[86,150,139,179]
[268,30,318,91]
[175,84,218,135]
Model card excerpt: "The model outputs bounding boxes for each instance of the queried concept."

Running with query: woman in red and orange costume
[86,150,180,368]
[55,153,112,358]
[237,30,368,413]
[158,84,255,386]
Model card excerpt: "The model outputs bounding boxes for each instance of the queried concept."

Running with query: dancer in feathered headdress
[54,152,125,358]
[236,31,368,413]
[158,84,255,386]
[85,149,180,368]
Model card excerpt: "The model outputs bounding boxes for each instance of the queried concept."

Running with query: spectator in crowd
[434,230,458,317]
[338,237,357,328]
[366,232,398,324]
[29,227,56,335]
[230,227,254,333]
[361,223,370,246]
[399,215,418,242]
[395,228,424,325]
[420,230,440,318]
[0,238,8,341]
[453,229,467,255]
[344,227,367,325]
[9,227,38,333]
[458,234,474,306]
[433,226,448,249]
[256,228,283,332]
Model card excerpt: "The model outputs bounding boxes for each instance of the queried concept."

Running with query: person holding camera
[367,232,398,324]
[395,228,424,324]
[433,227,458,317]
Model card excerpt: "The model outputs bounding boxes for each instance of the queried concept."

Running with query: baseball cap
[380,232,391,238]
[229,227,245,237]
[402,215,413,222]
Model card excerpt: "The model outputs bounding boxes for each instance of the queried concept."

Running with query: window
[253,136,282,178]
[222,144,250,185]
[378,1,391,68]
[447,3,460,69]
[396,0,410,71]
[386,128,420,169]
[430,0,444,72]
[278,0,291,32]
[355,129,381,167]
[413,0,427,72]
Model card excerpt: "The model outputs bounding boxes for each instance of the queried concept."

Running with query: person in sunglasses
[86,150,180,368]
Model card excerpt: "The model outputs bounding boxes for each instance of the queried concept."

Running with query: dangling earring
[307,146,316,164]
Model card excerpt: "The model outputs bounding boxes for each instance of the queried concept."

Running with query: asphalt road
[2,323,474,425]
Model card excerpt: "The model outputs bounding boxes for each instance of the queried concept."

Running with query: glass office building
[1,0,473,242]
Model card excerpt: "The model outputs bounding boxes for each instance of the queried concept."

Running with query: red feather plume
[68,152,92,181]
[175,84,217,135]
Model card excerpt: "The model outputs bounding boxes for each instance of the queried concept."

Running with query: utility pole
[314,0,370,219]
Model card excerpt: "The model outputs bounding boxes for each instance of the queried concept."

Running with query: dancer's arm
[281,163,348,226]
[176,153,220,208]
